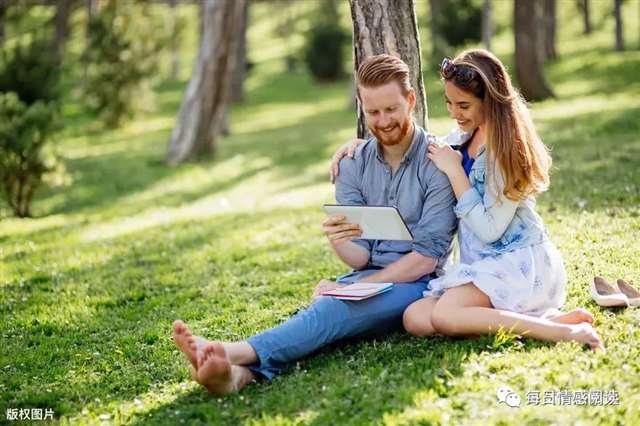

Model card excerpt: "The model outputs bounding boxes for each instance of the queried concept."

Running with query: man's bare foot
[549,308,594,325]
[172,320,210,370]
[197,342,254,395]
[564,323,605,352]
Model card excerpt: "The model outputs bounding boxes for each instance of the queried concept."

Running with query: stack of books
[321,283,394,301]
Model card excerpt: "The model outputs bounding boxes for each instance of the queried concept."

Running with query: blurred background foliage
[0,0,638,216]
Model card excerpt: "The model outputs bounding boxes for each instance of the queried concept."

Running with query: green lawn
[1,2,639,425]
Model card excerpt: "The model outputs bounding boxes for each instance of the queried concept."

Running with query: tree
[54,0,75,62]
[83,0,161,127]
[0,0,7,45]
[541,0,557,61]
[514,0,554,101]
[349,0,426,139]
[166,0,246,165]
[429,0,482,70]
[230,0,249,103]
[614,0,624,51]
[429,0,446,68]
[482,0,493,51]
[578,0,591,34]
[0,37,61,218]
[168,0,181,80]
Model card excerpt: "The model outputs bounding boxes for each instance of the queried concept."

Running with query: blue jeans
[246,270,431,379]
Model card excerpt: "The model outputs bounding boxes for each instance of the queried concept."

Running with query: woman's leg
[403,296,439,336]
[430,284,604,351]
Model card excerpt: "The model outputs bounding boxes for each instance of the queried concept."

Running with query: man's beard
[370,116,412,146]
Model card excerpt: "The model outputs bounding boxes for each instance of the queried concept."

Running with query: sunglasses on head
[440,58,476,83]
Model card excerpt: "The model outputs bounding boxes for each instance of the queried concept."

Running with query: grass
[1,1,640,425]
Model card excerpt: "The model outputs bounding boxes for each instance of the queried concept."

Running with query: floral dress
[426,137,566,317]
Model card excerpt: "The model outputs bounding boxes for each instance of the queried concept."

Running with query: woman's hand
[427,143,463,177]
[330,138,366,183]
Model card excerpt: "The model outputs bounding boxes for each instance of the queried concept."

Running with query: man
[172,54,457,395]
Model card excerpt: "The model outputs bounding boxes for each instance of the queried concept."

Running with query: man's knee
[403,305,436,337]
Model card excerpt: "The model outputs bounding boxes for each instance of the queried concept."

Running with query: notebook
[321,282,394,301]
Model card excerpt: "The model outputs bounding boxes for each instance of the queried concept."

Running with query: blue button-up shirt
[335,125,458,278]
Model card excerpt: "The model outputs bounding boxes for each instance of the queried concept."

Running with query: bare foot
[197,342,239,395]
[549,308,594,325]
[172,320,210,370]
[564,323,605,352]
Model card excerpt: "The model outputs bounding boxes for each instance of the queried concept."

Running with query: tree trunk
[166,0,245,165]
[429,0,446,69]
[541,0,556,61]
[482,0,493,51]
[168,0,180,80]
[54,0,73,62]
[230,0,248,104]
[579,0,591,34]
[0,0,8,46]
[84,0,99,81]
[614,0,624,51]
[514,0,554,101]
[349,0,427,139]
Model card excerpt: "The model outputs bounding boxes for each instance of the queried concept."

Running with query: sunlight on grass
[233,97,347,134]
[80,169,331,243]
[532,93,640,121]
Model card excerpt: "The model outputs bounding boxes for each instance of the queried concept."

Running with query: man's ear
[407,89,416,111]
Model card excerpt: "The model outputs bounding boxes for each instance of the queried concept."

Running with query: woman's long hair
[442,49,551,201]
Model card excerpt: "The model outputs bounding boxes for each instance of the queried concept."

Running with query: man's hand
[311,279,345,301]
[323,215,362,246]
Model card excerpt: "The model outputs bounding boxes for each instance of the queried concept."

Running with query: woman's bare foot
[196,342,255,395]
[172,320,210,370]
[549,308,594,325]
[564,323,605,352]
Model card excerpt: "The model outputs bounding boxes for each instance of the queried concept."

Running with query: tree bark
[168,0,180,80]
[83,0,100,80]
[54,0,74,62]
[166,0,245,165]
[482,0,493,51]
[230,0,248,104]
[541,0,556,61]
[0,0,8,46]
[614,0,624,51]
[579,0,591,34]
[349,0,427,139]
[514,0,554,101]
[429,0,445,69]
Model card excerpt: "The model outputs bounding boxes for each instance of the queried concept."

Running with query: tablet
[322,204,413,241]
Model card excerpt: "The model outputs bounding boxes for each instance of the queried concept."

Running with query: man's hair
[356,54,412,96]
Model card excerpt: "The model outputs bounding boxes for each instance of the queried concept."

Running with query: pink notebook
[322,283,394,301]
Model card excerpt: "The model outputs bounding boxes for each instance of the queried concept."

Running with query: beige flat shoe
[617,279,640,307]
[591,276,628,307]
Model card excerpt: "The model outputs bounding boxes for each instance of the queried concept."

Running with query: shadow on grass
[1,207,337,413]
[547,47,640,99]
[1,204,537,424]
[538,106,640,209]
